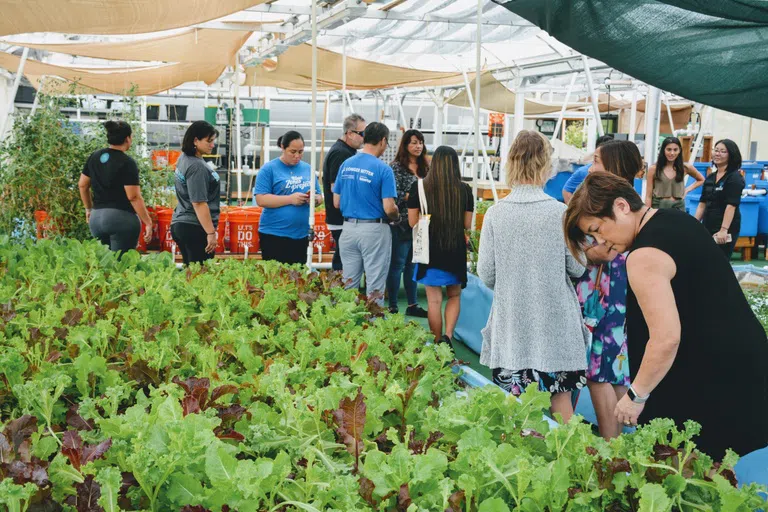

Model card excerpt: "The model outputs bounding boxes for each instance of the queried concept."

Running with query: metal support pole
[471,0,482,230]
[643,86,662,166]
[393,87,407,128]
[263,93,271,163]
[582,55,604,137]
[234,54,243,204]
[342,39,348,120]
[29,76,46,117]
[513,78,526,139]
[306,0,318,269]
[628,89,638,142]
[551,72,577,141]
[0,47,29,140]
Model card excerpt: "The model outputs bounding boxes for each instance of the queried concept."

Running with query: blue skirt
[413,264,461,286]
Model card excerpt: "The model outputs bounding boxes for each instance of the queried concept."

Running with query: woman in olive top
[645,137,705,211]
[79,121,153,255]
[171,121,221,266]
[694,139,745,259]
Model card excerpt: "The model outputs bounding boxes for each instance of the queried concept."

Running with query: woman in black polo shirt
[694,139,745,259]
[78,121,153,255]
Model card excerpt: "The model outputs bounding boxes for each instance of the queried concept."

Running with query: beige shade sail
[5,29,253,66]
[244,44,472,91]
[448,72,587,115]
[0,0,268,36]
[0,52,224,95]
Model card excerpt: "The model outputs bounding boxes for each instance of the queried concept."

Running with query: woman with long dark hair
[387,129,429,316]
[254,131,322,265]
[407,146,472,344]
[564,171,767,459]
[171,120,220,266]
[79,120,153,256]
[645,137,705,211]
[694,138,745,258]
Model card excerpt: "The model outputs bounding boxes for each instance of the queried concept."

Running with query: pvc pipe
[0,47,29,140]
[551,72,577,142]
[643,86,662,165]
[663,92,675,134]
[306,0,318,270]
[582,55,605,137]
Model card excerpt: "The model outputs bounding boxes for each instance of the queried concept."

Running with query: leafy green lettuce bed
[0,239,765,511]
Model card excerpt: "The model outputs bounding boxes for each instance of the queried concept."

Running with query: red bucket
[155,207,175,253]
[313,211,333,253]
[227,207,261,254]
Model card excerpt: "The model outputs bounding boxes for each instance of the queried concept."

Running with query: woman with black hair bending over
[171,120,221,266]
[694,139,745,259]
[254,131,322,265]
[645,136,705,211]
[79,121,153,255]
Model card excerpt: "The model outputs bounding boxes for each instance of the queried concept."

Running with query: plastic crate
[739,196,761,237]
[742,163,763,187]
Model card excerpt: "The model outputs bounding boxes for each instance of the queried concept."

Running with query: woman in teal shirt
[254,131,322,265]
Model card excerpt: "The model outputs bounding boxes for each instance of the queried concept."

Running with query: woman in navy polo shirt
[254,131,322,265]
[694,139,745,259]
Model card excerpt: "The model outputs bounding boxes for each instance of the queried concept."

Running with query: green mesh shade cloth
[493,0,768,120]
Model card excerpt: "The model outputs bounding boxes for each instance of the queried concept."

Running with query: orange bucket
[151,150,182,170]
[136,207,160,253]
[155,207,175,253]
[34,210,52,239]
[227,207,261,254]
[216,209,228,254]
[313,211,333,253]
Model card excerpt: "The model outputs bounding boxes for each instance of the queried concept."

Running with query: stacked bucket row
[35,208,335,256]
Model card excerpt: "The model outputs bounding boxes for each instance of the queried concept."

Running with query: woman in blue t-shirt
[254,131,323,265]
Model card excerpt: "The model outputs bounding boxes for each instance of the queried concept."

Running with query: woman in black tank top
[564,171,767,461]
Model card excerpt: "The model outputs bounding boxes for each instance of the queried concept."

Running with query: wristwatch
[627,384,650,404]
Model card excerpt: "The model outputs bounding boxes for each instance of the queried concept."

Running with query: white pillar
[582,55,605,137]
[140,96,148,158]
[342,39,348,120]
[433,90,444,147]
[628,89,638,142]
[643,86,662,165]
[586,110,597,153]
[551,72,577,142]
[307,0,318,269]
[513,78,525,139]
[0,47,29,140]
[500,114,512,167]
[662,92,675,134]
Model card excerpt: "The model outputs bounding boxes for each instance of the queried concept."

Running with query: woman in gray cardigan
[477,130,587,422]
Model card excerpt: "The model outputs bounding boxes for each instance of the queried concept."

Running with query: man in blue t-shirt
[562,135,614,203]
[333,122,399,305]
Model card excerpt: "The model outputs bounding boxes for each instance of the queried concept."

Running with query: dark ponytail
[278,131,304,149]
[104,120,132,145]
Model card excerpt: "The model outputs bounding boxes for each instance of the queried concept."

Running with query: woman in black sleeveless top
[564,171,767,460]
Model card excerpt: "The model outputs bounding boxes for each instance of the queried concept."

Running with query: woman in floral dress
[571,140,643,439]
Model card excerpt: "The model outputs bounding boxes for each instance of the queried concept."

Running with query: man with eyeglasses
[322,114,367,271]
[333,122,399,306]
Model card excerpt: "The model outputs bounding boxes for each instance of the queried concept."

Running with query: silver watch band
[629,384,650,403]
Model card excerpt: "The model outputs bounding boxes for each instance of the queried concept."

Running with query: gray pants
[340,221,392,305]
[89,208,140,253]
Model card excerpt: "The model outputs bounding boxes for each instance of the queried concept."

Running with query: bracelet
[720,226,730,231]
[206,231,216,236]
